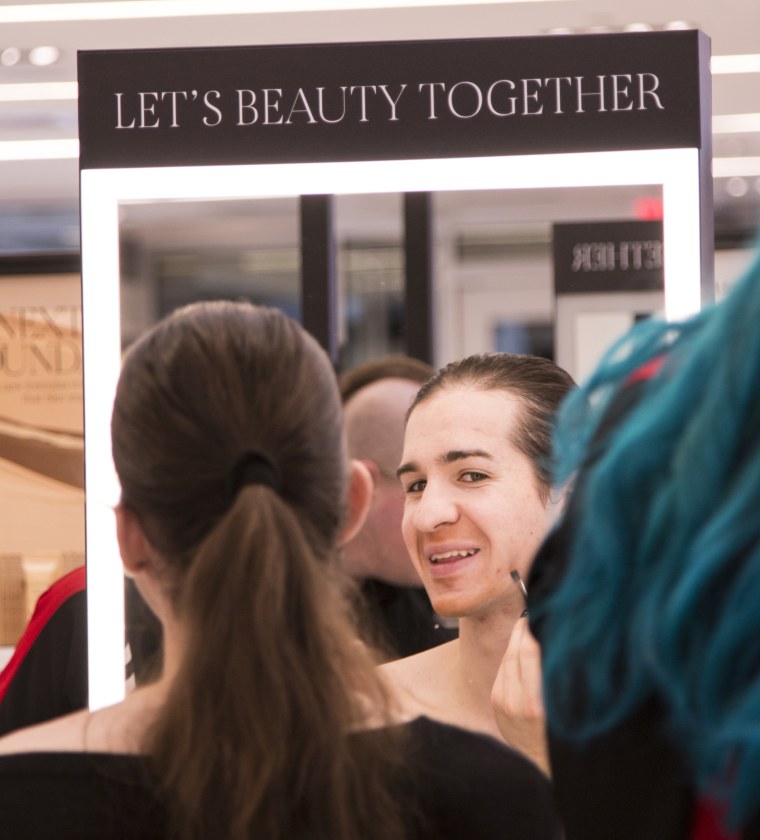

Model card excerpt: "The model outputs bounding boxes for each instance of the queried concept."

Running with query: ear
[115,504,151,578]
[360,458,382,485]
[338,459,373,546]
[546,482,569,521]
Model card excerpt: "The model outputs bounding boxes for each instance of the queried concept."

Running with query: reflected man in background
[339,355,458,660]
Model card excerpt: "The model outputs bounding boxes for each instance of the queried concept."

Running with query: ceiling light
[725,176,748,198]
[0,47,21,67]
[28,45,61,66]
[713,113,760,135]
[0,139,79,161]
[623,23,654,32]
[0,82,77,102]
[712,54,760,75]
[0,0,573,24]
[713,157,760,178]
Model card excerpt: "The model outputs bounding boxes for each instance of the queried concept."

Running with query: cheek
[520,501,555,555]
[383,490,410,553]
[494,493,552,552]
[534,494,557,530]
[400,507,417,555]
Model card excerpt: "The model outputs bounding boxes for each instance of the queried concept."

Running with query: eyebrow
[396,448,494,480]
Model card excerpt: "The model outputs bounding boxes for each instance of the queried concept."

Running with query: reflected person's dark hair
[111,300,403,840]
[408,352,576,499]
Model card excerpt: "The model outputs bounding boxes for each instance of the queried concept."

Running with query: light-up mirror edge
[81,147,703,709]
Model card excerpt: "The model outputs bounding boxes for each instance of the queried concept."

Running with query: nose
[410,480,459,533]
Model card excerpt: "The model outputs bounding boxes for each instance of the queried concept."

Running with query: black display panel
[78,31,709,169]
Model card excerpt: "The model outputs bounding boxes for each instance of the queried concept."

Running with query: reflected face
[397,385,554,620]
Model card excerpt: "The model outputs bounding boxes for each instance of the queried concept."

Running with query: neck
[101,614,184,753]
[458,609,518,688]
[442,609,519,738]
[156,612,185,686]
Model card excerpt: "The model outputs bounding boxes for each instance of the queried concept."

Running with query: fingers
[495,618,544,715]
[515,620,544,713]
[491,618,551,776]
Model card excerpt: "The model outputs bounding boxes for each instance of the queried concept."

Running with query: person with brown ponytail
[0,301,560,840]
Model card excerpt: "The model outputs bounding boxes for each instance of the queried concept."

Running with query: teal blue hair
[538,246,760,829]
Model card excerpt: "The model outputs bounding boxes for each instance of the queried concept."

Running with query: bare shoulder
[0,690,151,757]
[0,708,91,756]
[380,639,458,718]
[382,639,457,682]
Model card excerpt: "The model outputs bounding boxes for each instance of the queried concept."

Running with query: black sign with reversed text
[78,30,710,169]
[553,219,665,294]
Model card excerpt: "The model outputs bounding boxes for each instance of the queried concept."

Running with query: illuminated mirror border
[81,147,702,709]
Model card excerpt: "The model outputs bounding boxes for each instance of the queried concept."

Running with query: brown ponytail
[111,301,405,840]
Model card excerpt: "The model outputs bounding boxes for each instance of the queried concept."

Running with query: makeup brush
[510,569,529,617]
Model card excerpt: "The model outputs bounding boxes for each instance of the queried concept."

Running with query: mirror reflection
[116,183,664,373]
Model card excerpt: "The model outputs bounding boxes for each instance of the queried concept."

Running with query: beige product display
[0,553,84,646]
[22,553,67,622]
[0,555,25,647]
[0,278,86,648]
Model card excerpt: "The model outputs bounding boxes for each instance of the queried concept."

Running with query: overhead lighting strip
[0,0,570,24]
[711,54,760,75]
[713,113,760,134]
[0,138,79,160]
[713,157,760,178]
[0,82,77,102]
[4,139,760,172]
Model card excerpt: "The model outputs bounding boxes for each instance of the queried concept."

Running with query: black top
[360,579,458,660]
[0,570,88,737]
[0,716,561,840]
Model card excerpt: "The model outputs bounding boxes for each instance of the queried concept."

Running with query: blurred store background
[1,0,759,657]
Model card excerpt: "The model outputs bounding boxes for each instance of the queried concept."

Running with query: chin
[428,592,478,620]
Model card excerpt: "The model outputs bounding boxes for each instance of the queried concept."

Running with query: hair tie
[227,450,282,498]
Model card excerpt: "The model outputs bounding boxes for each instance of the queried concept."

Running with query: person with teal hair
[515,246,760,840]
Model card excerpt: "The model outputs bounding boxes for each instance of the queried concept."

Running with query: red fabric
[627,355,666,385]
[0,566,86,702]
[691,800,739,840]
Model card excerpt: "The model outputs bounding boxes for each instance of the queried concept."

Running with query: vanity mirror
[78,30,712,707]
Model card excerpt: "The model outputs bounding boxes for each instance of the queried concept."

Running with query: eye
[460,470,487,483]
[404,478,427,494]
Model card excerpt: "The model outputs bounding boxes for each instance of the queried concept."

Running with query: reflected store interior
[117,184,667,370]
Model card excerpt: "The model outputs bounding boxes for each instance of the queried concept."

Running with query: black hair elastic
[227,450,282,498]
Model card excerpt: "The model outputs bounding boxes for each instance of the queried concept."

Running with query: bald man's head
[339,354,434,404]
[344,377,421,479]
[341,376,425,586]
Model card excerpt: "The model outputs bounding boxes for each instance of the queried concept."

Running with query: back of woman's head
[538,248,760,831]
[112,300,345,566]
[112,301,402,840]
[409,352,576,494]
